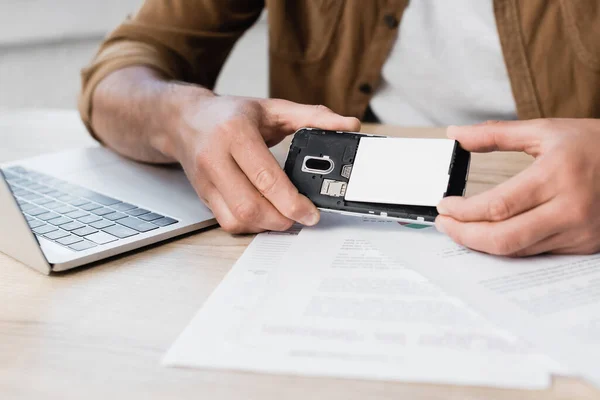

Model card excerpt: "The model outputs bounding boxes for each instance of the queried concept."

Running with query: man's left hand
[436,118,600,257]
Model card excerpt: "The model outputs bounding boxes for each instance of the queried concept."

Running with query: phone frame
[284,128,471,225]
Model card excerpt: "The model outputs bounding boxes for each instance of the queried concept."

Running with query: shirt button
[359,83,373,94]
[384,14,399,29]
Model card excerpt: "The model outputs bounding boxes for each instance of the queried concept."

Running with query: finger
[435,201,569,255]
[264,99,361,133]
[437,161,553,222]
[186,171,263,234]
[509,232,565,257]
[552,242,600,255]
[204,152,294,232]
[230,126,321,227]
[447,119,544,155]
[203,188,264,234]
[549,229,600,255]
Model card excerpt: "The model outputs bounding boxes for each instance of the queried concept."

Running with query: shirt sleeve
[78,0,265,139]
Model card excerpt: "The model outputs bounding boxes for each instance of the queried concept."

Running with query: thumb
[264,99,361,133]
[447,120,543,155]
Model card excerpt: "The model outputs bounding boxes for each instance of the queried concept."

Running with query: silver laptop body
[0,146,216,274]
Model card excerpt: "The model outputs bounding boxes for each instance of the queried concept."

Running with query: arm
[80,1,361,234]
[90,66,209,164]
[80,0,265,146]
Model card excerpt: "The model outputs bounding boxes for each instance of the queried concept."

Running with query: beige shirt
[80,0,600,137]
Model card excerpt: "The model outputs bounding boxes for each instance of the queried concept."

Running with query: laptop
[0,146,216,275]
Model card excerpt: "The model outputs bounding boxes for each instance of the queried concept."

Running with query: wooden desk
[1,110,598,400]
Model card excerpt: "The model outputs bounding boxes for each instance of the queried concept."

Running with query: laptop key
[1,171,18,180]
[90,220,115,230]
[65,210,89,219]
[42,177,63,187]
[48,217,72,226]
[12,189,28,196]
[15,180,35,188]
[28,182,47,189]
[36,185,56,195]
[28,220,45,229]
[104,212,128,221]
[125,208,150,217]
[138,212,163,222]
[82,192,121,206]
[69,240,97,251]
[54,182,77,191]
[10,178,30,187]
[61,221,85,231]
[20,192,42,201]
[56,195,78,203]
[117,217,159,233]
[32,197,54,206]
[37,212,61,221]
[91,207,115,216]
[44,230,70,240]
[20,202,36,212]
[78,214,102,224]
[33,224,58,235]
[24,171,44,179]
[45,190,67,198]
[42,201,64,210]
[5,166,28,174]
[72,227,98,237]
[56,235,83,246]
[102,225,139,239]
[54,205,77,214]
[86,231,118,245]
[152,217,178,227]
[27,183,47,191]
[110,202,137,212]
[80,202,102,211]
[24,206,48,216]
[24,215,35,222]
[68,198,90,207]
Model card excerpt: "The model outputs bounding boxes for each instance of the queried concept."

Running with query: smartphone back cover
[284,129,460,223]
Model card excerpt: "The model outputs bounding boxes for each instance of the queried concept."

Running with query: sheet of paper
[367,228,599,385]
[163,226,301,369]
[164,213,556,389]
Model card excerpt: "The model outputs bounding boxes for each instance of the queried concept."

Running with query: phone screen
[344,137,456,207]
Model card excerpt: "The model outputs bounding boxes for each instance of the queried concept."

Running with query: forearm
[90,66,213,164]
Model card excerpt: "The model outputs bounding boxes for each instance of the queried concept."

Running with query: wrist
[156,82,216,161]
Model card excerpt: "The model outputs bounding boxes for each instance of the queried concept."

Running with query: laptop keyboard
[1,166,179,252]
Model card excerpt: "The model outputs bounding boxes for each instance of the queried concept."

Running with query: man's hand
[436,119,600,256]
[91,67,359,234]
[170,94,360,234]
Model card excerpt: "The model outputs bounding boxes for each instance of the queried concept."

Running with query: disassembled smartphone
[284,128,471,224]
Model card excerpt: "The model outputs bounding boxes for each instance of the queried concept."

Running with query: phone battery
[344,137,455,207]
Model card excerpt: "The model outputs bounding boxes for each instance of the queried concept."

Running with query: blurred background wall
[0,0,268,110]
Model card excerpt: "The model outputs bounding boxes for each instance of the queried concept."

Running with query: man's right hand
[170,94,360,233]
[91,68,360,234]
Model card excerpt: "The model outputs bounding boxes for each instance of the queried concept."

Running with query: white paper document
[164,214,556,389]
[368,228,600,386]
[163,226,301,370]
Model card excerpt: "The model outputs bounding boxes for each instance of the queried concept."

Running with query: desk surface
[1,110,598,400]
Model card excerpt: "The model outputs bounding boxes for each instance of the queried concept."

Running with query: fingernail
[301,211,320,226]
[446,126,457,139]
[436,202,449,215]
[435,218,446,234]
